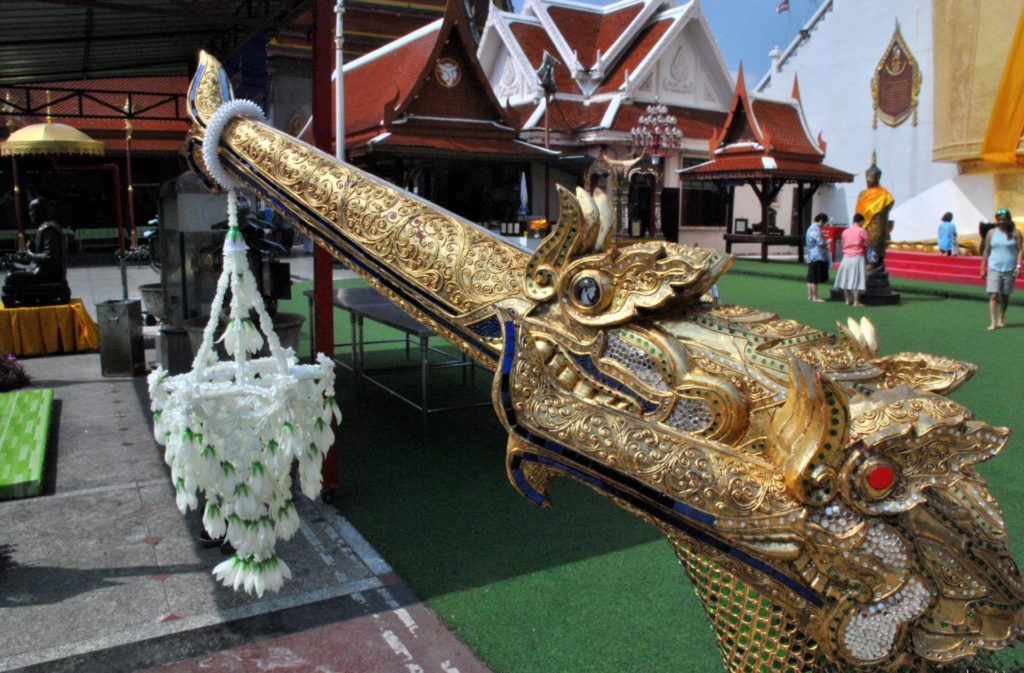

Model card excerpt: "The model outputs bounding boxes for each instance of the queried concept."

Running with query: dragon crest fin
[524,185,591,302]
[768,358,850,505]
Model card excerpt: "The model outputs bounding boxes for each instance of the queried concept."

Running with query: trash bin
[97,299,146,377]
[822,224,845,263]
[158,325,192,376]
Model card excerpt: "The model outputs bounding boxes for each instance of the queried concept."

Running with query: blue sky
[511,0,824,81]
[700,0,823,78]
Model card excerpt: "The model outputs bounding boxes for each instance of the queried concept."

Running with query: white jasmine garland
[148,109,338,596]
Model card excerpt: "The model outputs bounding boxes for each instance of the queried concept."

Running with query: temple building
[475,0,736,237]
[678,67,852,260]
[335,0,562,225]
[753,0,1024,244]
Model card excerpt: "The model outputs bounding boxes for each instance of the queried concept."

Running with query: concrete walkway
[0,256,493,673]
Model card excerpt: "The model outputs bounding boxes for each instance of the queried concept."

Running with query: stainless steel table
[305,287,487,428]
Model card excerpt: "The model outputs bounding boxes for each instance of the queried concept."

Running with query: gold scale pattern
[673,538,826,673]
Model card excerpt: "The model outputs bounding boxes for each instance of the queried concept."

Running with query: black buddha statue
[2,197,71,307]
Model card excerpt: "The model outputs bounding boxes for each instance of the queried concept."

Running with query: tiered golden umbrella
[1,118,105,157]
[0,105,130,298]
[1,109,105,251]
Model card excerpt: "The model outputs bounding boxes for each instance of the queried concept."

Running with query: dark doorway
[628,174,656,237]
[362,156,529,224]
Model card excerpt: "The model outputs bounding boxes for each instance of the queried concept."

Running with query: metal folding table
[305,287,488,428]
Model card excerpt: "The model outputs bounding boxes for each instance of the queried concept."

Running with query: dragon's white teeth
[846,317,863,343]
[860,317,878,355]
[576,186,599,228]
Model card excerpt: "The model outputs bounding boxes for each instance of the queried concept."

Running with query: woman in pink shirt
[833,213,869,306]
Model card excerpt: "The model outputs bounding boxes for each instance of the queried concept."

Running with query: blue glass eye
[572,276,601,307]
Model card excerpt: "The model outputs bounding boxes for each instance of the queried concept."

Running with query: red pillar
[313,0,337,493]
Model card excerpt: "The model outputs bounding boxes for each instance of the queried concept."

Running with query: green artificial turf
[280,266,1024,673]
[0,388,53,500]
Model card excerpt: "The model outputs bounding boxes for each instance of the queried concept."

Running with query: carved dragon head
[494,187,1023,671]
[184,51,1021,672]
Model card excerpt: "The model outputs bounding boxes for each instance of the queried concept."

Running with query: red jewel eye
[866,465,896,491]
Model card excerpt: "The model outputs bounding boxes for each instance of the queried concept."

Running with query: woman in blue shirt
[980,208,1023,330]
[937,212,957,256]
[805,212,830,302]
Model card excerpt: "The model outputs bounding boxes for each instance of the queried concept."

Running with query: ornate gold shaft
[188,53,528,368]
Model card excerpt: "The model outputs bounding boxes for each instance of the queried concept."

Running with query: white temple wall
[756,0,965,243]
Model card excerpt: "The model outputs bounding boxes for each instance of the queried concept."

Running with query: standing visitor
[805,212,830,302]
[834,214,868,306]
[980,208,1022,330]
[937,212,957,256]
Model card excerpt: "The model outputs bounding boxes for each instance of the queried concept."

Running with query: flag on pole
[777,0,789,12]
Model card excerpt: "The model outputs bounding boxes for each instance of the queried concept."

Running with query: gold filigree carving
[187,51,1023,673]
[873,352,976,395]
[224,120,526,316]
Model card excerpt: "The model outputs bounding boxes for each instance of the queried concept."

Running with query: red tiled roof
[611,103,726,140]
[683,70,849,182]
[680,155,852,182]
[343,26,440,135]
[597,18,673,94]
[542,99,608,132]
[503,103,535,129]
[750,99,819,157]
[508,22,582,95]
[342,3,527,160]
[546,3,643,66]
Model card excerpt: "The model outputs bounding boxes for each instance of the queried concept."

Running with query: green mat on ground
[280,270,1024,673]
[0,388,53,500]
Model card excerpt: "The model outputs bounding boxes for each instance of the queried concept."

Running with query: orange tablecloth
[0,298,99,357]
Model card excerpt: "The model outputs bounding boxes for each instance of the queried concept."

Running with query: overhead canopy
[0,1,310,85]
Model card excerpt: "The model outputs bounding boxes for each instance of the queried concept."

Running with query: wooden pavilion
[679,68,852,262]
[330,0,563,224]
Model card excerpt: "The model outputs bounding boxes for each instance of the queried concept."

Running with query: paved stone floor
[0,257,493,673]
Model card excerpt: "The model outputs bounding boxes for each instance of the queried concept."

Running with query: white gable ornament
[436,58,462,88]
[665,45,693,94]
[497,59,518,98]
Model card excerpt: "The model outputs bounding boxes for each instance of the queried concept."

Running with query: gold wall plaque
[871,22,922,128]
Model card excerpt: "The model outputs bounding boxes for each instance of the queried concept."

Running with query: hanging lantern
[148,100,338,596]
[630,102,683,159]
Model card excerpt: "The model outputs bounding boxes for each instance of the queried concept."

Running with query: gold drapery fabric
[0,298,99,356]
[981,8,1024,164]
[855,186,895,227]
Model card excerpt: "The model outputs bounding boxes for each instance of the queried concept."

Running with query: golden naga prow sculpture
[186,52,1023,672]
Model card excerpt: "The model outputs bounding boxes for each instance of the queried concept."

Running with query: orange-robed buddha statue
[855,159,895,268]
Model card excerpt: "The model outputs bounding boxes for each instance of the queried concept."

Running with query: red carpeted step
[882,251,1024,288]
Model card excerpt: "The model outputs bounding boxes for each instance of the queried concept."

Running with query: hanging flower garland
[148,99,338,596]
